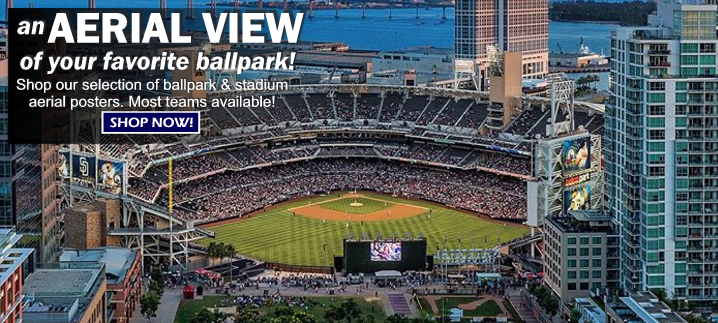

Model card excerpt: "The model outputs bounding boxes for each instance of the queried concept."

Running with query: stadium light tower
[159,0,167,16]
[187,0,195,19]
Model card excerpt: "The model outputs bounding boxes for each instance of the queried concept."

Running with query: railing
[264,262,333,274]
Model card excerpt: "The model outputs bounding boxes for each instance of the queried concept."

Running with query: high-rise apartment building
[455,0,548,79]
[0,81,11,227]
[606,0,718,300]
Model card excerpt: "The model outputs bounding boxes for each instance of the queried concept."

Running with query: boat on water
[548,37,609,73]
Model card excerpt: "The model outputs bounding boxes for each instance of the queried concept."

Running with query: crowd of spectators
[141,159,527,223]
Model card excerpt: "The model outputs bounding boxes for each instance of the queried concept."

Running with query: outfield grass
[319,197,394,214]
[202,191,528,266]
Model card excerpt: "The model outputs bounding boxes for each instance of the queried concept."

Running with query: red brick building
[60,247,142,323]
[0,227,34,323]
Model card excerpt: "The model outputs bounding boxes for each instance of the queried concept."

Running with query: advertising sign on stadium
[58,151,125,194]
[564,185,591,212]
[454,59,476,74]
[564,172,592,187]
[97,159,124,195]
[561,137,591,174]
[58,151,96,183]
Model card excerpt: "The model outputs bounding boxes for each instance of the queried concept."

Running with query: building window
[592,237,601,245]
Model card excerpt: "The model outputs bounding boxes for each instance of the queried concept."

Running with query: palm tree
[225,243,236,283]
[206,241,220,267]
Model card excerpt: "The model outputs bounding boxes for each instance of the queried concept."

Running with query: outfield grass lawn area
[175,296,230,323]
[318,197,394,214]
[202,191,529,266]
[469,300,502,317]
[429,297,503,317]
[175,296,385,323]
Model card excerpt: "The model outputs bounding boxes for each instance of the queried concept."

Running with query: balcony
[649,61,671,67]
[648,49,671,55]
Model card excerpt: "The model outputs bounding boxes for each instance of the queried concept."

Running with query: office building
[0,227,34,323]
[60,248,141,323]
[23,264,108,323]
[543,210,620,305]
[0,79,10,227]
[606,0,718,299]
[455,0,548,79]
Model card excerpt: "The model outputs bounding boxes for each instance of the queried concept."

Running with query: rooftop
[547,210,617,234]
[0,226,34,287]
[24,267,103,298]
[609,291,687,323]
[60,247,137,285]
[381,46,453,56]
[575,298,606,323]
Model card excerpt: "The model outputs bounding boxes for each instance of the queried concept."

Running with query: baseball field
[200,191,529,267]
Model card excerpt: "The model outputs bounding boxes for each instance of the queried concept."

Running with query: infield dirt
[289,193,427,221]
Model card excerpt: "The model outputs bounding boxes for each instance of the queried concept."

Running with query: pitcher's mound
[350,202,364,207]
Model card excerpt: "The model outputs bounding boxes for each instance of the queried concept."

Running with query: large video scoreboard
[343,238,427,273]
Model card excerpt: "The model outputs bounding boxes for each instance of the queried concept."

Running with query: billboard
[564,185,591,212]
[562,137,591,174]
[97,159,124,194]
[58,151,124,194]
[370,242,402,262]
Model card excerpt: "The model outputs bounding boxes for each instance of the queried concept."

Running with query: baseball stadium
[56,78,604,321]
[60,82,604,270]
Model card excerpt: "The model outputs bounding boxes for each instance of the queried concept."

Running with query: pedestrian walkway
[387,293,413,316]
[508,290,539,323]
[130,287,183,323]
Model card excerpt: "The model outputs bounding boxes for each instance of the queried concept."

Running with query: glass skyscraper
[607,0,718,300]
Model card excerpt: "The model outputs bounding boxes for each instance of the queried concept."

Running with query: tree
[235,307,265,323]
[140,290,160,323]
[191,308,226,323]
[650,288,669,304]
[148,279,164,298]
[323,306,344,323]
[292,311,318,323]
[151,267,165,285]
[207,241,223,267]
[225,243,236,282]
[340,299,362,323]
[567,309,582,323]
[684,315,713,323]
[274,306,294,318]
[385,315,410,323]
